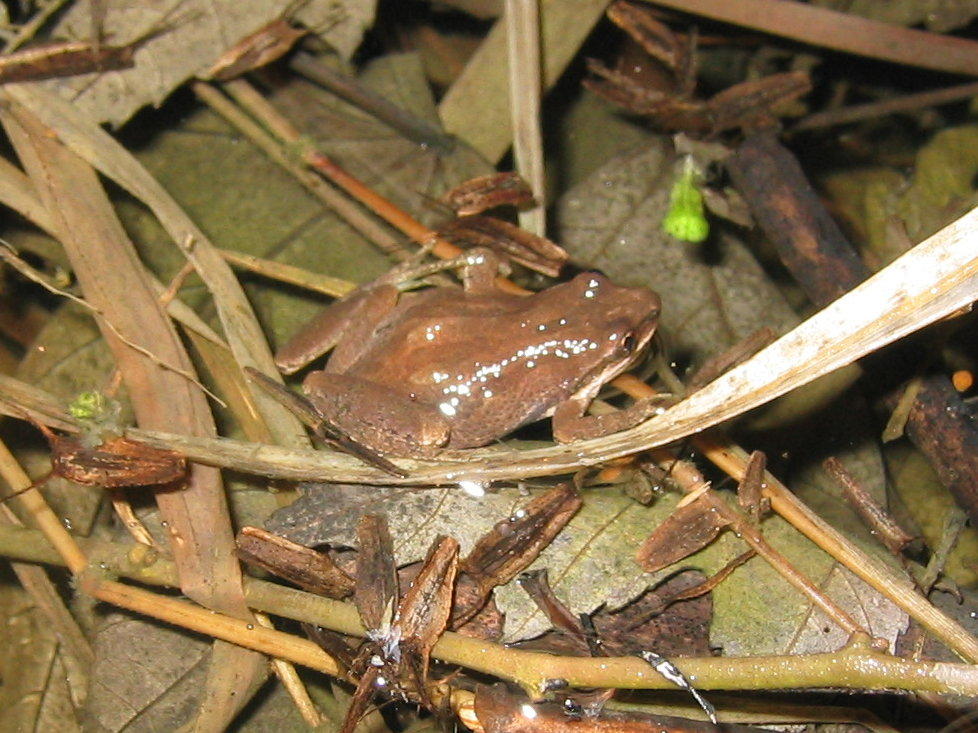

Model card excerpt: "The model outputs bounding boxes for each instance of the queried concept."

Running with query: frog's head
[533,271,660,396]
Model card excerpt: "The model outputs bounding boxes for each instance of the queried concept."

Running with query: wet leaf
[554,138,906,656]
[823,125,978,265]
[555,140,800,369]
[85,611,211,731]
[0,576,82,731]
[887,443,978,588]
[31,0,375,126]
[270,52,492,235]
[266,482,684,642]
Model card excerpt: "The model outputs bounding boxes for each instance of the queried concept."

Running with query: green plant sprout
[663,155,709,243]
[68,391,123,441]
[68,391,109,421]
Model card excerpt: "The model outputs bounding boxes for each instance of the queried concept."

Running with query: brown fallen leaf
[635,494,730,572]
[459,483,582,622]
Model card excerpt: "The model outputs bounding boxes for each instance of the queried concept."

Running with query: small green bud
[663,157,710,243]
[68,391,107,421]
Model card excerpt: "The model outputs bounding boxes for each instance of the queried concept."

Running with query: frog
[274,249,661,459]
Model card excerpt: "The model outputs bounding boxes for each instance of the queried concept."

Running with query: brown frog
[275,250,660,458]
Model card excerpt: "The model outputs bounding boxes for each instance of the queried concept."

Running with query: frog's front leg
[304,372,451,458]
[551,393,665,443]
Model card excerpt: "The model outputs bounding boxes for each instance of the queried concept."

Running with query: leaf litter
[0,0,976,729]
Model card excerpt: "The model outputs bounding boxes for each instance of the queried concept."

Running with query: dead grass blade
[0,102,265,729]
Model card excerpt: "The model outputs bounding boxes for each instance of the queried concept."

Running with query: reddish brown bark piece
[2,420,187,504]
[518,569,593,653]
[0,42,137,84]
[236,526,355,598]
[824,458,914,555]
[736,450,768,524]
[728,131,978,526]
[397,535,459,678]
[34,420,186,488]
[339,531,460,733]
[607,1,693,87]
[519,569,714,659]
[442,172,535,216]
[206,19,306,81]
[587,3,810,135]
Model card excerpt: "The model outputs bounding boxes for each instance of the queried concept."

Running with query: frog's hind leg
[304,372,451,458]
[276,284,400,374]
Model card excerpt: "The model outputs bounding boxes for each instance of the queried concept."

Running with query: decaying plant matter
[0,0,976,731]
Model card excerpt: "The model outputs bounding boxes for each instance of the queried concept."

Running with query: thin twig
[3,0,72,52]
[289,51,455,154]
[653,449,864,636]
[1,521,976,699]
[795,81,978,130]
[193,80,409,261]
[256,611,324,727]
[0,241,226,406]
[220,248,355,298]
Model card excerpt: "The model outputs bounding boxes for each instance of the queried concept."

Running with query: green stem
[2,525,976,698]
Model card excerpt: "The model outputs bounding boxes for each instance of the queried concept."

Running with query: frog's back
[347,286,619,448]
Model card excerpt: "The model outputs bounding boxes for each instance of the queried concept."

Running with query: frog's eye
[620,333,636,353]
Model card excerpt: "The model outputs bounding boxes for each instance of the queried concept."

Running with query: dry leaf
[635,494,730,573]
[28,0,375,126]
[0,583,82,731]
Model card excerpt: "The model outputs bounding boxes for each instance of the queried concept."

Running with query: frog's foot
[383,246,508,294]
[304,372,451,458]
[552,395,666,443]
